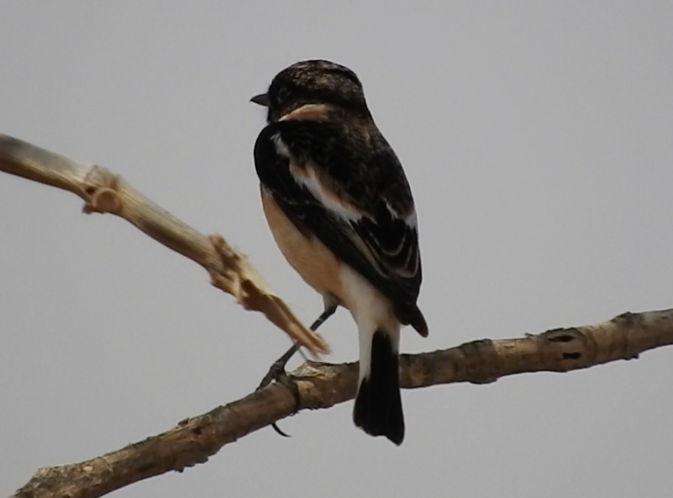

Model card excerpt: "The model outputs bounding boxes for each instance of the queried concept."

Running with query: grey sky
[1,2,672,496]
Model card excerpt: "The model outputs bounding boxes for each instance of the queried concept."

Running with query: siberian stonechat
[251,60,427,445]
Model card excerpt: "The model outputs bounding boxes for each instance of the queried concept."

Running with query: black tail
[353,330,404,445]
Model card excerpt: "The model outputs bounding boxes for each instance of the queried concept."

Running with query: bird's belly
[261,189,345,303]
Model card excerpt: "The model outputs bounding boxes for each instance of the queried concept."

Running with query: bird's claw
[257,305,337,438]
[257,343,302,437]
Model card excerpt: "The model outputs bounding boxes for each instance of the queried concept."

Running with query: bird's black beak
[250,93,270,107]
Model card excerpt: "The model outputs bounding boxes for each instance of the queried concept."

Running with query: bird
[250,60,427,445]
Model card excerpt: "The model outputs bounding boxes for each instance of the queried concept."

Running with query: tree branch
[3,136,672,497]
[0,134,328,356]
[10,308,673,498]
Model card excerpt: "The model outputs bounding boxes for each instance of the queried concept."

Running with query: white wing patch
[385,200,417,228]
[271,132,291,157]
[273,131,415,229]
[272,132,361,222]
[293,165,362,222]
[404,209,418,228]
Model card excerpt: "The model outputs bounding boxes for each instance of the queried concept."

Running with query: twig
[0,134,329,355]
[3,135,672,497]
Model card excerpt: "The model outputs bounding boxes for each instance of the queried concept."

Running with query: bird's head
[251,60,369,122]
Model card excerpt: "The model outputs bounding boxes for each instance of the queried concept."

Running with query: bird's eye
[276,87,290,104]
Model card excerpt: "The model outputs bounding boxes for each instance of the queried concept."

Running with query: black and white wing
[254,119,427,336]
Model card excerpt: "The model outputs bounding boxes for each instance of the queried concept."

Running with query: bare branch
[0,134,328,356]
[11,308,673,498]
[3,135,672,496]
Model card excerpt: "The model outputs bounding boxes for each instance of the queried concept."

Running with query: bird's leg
[257,304,337,437]
[309,304,338,331]
[257,305,337,389]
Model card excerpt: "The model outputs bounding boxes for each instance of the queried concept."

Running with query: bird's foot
[257,343,302,437]
[257,305,337,437]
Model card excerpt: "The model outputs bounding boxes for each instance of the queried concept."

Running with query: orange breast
[261,188,345,305]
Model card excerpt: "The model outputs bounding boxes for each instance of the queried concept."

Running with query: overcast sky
[2,2,673,497]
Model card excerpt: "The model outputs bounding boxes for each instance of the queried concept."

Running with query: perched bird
[251,60,427,445]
